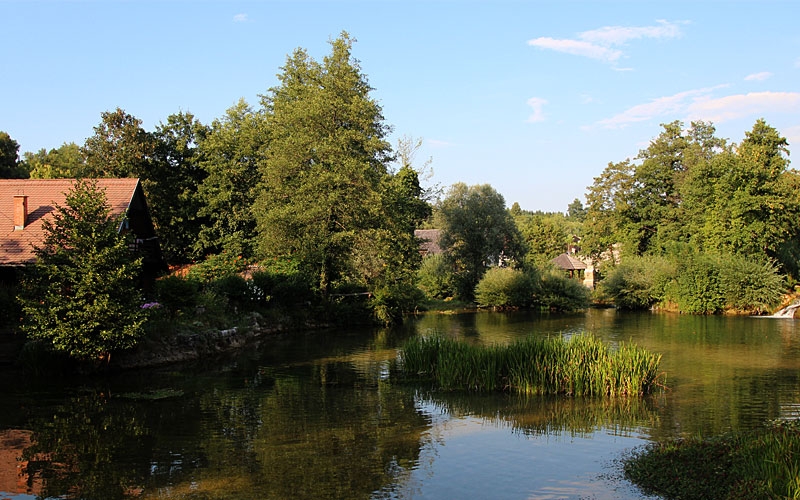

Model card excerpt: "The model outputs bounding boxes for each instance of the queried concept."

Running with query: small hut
[551,252,587,280]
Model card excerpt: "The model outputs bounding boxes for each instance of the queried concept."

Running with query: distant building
[415,229,442,257]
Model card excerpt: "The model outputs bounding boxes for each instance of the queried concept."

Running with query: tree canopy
[435,183,523,301]
[256,32,403,300]
[582,119,800,279]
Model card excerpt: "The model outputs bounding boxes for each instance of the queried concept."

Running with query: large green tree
[195,99,266,258]
[148,111,209,263]
[583,119,800,279]
[255,33,395,297]
[82,108,155,178]
[435,183,524,301]
[18,180,146,362]
[516,212,571,264]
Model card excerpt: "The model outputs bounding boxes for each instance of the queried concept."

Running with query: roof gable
[0,178,141,266]
[551,252,587,270]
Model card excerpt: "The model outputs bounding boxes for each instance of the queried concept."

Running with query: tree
[0,131,28,178]
[582,159,635,260]
[196,99,266,258]
[435,183,524,301]
[82,108,154,178]
[24,142,85,178]
[566,198,587,222]
[18,180,146,362]
[583,121,729,259]
[255,33,394,297]
[516,212,570,264]
[148,111,209,263]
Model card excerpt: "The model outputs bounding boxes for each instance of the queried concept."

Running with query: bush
[474,267,535,308]
[600,255,676,310]
[187,253,247,282]
[672,255,726,314]
[416,254,454,299]
[536,268,591,312]
[154,276,200,314]
[720,254,784,314]
[244,268,314,308]
[209,274,251,311]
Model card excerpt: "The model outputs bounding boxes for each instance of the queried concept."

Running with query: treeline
[2,34,435,327]
[581,120,799,313]
[1,34,796,330]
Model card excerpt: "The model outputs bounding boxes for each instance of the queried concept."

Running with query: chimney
[14,195,28,230]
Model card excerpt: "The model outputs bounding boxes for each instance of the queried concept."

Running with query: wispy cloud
[579,20,682,45]
[595,88,800,129]
[687,91,800,123]
[526,97,548,123]
[744,72,773,82]
[528,38,622,63]
[596,86,726,128]
[233,13,248,23]
[528,20,683,66]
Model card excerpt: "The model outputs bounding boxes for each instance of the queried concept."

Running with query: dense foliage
[18,180,146,361]
[583,120,800,281]
[435,183,524,301]
[600,251,783,314]
[1,35,794,340]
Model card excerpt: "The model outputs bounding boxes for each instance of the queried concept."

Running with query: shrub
[416,254,454,299]
[154,276,200,314]
[209,274,251,311]
[673,255,725,314]
[187,253,247,282]
[600,255,676,310]
[474,267,535,308]
[720,254,784,314]
[536,268,591,312]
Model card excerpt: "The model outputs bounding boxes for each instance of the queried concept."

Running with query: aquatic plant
[624,419,800,499]
[399,333,662,397]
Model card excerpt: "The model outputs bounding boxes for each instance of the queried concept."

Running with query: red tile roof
[0,178,140,265]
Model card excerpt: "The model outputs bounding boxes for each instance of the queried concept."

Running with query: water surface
[1,309,798,499]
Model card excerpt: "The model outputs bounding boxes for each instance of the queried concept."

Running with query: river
[1,309,798,499]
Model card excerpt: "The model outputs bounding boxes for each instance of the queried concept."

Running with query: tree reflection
[417,391,660,438]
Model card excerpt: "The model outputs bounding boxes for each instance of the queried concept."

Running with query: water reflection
[0,310,798,499]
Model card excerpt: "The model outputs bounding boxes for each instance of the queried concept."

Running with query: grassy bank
[623,419,800,499]
[399,334,662,397]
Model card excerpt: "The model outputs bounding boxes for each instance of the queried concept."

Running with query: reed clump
[400,334,662,397]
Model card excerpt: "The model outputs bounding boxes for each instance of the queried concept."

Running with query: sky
[2,1,799,213]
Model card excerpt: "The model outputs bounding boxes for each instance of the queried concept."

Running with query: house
[0,178,164,282]
[414,229,442,257]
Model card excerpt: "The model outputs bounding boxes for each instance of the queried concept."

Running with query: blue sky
[2,1,799,212]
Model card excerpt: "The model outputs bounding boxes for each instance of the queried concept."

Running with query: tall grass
[624,419,800,499]
[400,334,662,397]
